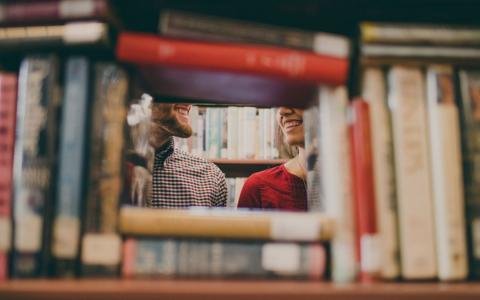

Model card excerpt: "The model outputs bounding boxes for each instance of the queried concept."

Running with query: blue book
[52,57,90,277]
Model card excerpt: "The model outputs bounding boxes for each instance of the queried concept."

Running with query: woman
[237,107,307,211]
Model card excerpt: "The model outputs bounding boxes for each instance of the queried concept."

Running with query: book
[0,0,112,25]
[159,9,350,57]
[0,72,17,281]
[361,44,480,60]
[134,65,318,107]
[426,65,468,281]
[51,57,91,278]
[318,86,357,283]
[116,32,350,85]
[361,22,480,46]
[11,55,61,278]
[80,63,129,277]
[0,22,111,51]
[123,238,326,279]
[348,99,381,282]
[119,206,334,242]
[362,68,400,279]
[388,66,437,279]
[457,69,480,279]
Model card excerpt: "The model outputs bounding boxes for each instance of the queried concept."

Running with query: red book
[0,0,110,25]
[0,72,17,281]
[348,99,380,282]
[136,65,317,107]
[116,32,349,85]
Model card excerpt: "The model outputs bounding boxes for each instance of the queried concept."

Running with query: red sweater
[237,165,308,211]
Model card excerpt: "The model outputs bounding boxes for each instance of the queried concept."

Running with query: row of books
[173,106,284,160]
[304,70,480,283]
[226,178,247,208]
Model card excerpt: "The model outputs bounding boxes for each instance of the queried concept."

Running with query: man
[149,102,227,208]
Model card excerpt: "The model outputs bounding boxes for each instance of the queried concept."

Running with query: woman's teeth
[176,108,189,116]
[285,120,302,128]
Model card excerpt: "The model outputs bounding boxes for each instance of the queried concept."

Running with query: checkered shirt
[151,138,227,208]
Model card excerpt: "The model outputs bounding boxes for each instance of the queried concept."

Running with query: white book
[388,66,437,279]
[319,86,357,282]
[362,68,400,279]
[241,107,257,159]
[227,106,239,159]
[426,65,468,281]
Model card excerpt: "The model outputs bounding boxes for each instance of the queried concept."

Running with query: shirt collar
[155,137,174,162]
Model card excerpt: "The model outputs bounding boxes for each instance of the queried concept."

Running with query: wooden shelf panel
[210,159,286,177]
[0,280,480,300]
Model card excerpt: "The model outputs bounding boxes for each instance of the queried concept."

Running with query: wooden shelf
[0,280,479,300]
[210,159,286,177]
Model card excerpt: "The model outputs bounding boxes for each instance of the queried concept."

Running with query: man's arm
[212,169,228,207]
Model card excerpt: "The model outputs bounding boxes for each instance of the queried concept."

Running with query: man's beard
[158,114,193,138]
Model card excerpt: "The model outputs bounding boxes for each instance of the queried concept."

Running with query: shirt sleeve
[237,175,262,208]
[212,169,228,207]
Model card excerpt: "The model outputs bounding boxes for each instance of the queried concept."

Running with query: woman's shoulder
[246,164,286,185]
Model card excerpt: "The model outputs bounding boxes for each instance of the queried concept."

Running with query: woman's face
[276,106,305,147]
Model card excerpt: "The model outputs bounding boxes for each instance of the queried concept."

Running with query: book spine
[116,33,349,85]
[388,66,437,279]
[206,108,220,158]
[220,108,228,158]
[361,44,480,59]
[318,86,357,283]
[304,94,324,212]
[52,57,90,278]
[426,65,468,281]
[457,69,480,279]
[0,72,17,280]
[242,107,257,159]
[12,55,61,278]
[123,238,326,279]
[361,22,480,46]
[362,68,400,279]
[80,63,128,277]
[227,106,239,159]
[159,10,350,57]
[348,99,381,282]
[0,0,109,24]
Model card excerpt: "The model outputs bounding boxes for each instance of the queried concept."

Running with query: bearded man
[149,103,227,208]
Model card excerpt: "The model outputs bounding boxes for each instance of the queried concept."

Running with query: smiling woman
[237,106,308,211]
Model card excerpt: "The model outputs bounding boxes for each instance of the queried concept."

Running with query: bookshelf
[0,280,480,300]
[211,159,286,177]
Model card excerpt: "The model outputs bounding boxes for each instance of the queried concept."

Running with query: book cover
[426,65,468,281]
[318,86,357,283]
[116,32,350,85]
[388,66,437,279]
[11,55,61,278]
[51,57,91,278]
[123,238,326,280]
[362,67,400,279]
[119,206,333,242]
[361,44,480,60]
[457,69,480,279]
[80,63,129,277]
[348,99,381,282]
[0,72,17,281]
[159,9,350,58]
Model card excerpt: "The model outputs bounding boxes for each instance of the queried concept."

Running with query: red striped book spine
[348,99,380,282]
[116,32,349,85]
[0,72,17,281]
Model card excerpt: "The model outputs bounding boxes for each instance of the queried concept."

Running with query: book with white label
[362,68,400,279]
[80,63,128,277]
[12,55,61,278]
[318,86,357,282]
[426,65,468,281]
[52,57,90,277]
[388,66,437,279]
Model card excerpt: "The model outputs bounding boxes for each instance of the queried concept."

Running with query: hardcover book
[11,55,61,278]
